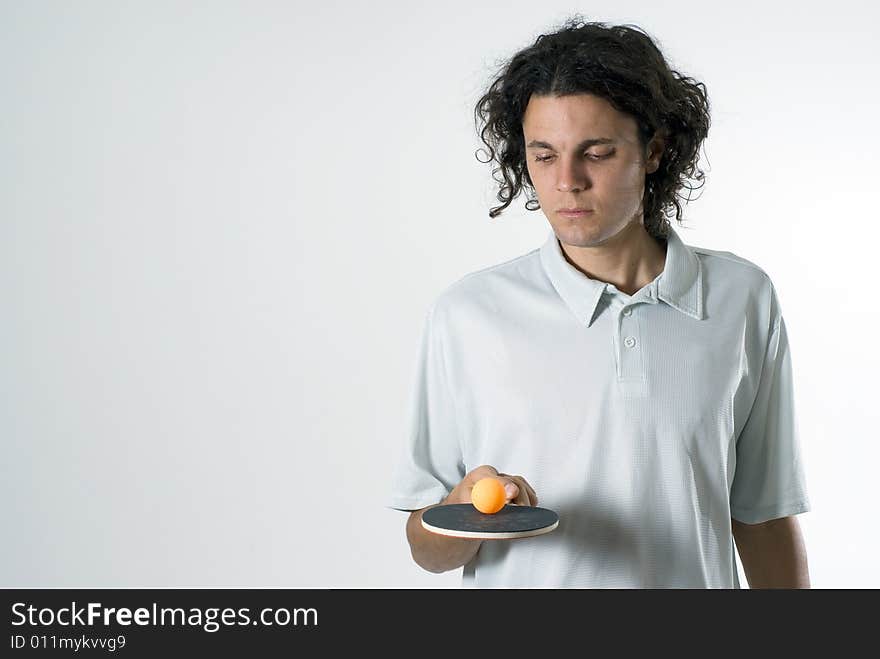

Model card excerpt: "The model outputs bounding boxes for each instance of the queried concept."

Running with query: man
[387,18,810,588]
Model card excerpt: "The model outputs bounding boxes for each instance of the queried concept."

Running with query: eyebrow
[526,138,616,150]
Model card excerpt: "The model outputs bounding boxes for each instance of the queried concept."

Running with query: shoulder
[688,240,780,296]
[428,246,544,323]
[686,240,784,329]
[691,243,773,286]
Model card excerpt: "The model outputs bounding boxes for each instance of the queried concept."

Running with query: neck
[558,221,667,296]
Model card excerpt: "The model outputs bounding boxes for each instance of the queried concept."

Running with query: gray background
[2,0,878,587]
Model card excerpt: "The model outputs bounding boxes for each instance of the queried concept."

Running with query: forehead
[522,93,638,143]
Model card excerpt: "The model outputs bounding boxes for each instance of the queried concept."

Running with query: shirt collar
[539,224,705,327]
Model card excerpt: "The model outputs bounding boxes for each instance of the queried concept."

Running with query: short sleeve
[730,311,811,524]
[386,303,465,512]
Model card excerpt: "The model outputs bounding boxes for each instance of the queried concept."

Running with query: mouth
[557,209,594,217]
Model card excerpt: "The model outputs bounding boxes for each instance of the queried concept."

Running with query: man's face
[522,93,663,248]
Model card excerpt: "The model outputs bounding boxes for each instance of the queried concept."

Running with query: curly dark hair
[474,15,711,240]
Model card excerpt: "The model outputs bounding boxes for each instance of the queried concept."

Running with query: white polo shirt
[387,225,810,588]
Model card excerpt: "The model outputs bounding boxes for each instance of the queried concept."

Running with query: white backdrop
[2,0,878,588]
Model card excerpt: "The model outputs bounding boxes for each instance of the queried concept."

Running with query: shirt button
[624,336,636,348]
[622,307,632,316]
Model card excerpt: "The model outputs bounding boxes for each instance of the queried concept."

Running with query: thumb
[504,482,518,501]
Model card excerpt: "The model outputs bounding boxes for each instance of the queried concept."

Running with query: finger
[498,475,528,506]
[518,477,539,506]
[500,479,519,503]
[509,476,532,506]
[469,464,499,483]
[495,472,516,501]
[499,473,537,506]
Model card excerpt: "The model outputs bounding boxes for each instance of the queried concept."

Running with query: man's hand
[443,464,539,507]
[405,465,539,574]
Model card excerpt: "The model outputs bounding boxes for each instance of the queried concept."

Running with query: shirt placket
[608,284,655,397]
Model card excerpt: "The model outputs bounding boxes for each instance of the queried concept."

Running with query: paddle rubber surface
[421,504,559,540]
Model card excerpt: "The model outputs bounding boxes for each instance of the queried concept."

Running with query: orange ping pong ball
[471,477,507,514]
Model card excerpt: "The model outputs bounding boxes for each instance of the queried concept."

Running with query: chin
[554,223,614,248]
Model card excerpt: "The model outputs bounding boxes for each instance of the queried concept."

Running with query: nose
[556,159,589,193]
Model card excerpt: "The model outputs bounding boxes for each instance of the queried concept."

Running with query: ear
[645,127,669,174]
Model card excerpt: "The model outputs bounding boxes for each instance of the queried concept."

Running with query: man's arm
[406,503,483,574]
[731,515,810,588]
[404,465,538,573]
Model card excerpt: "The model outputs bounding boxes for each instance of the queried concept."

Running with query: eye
[533,151,613,163]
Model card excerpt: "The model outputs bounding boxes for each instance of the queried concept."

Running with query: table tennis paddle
[421,503,559,540]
